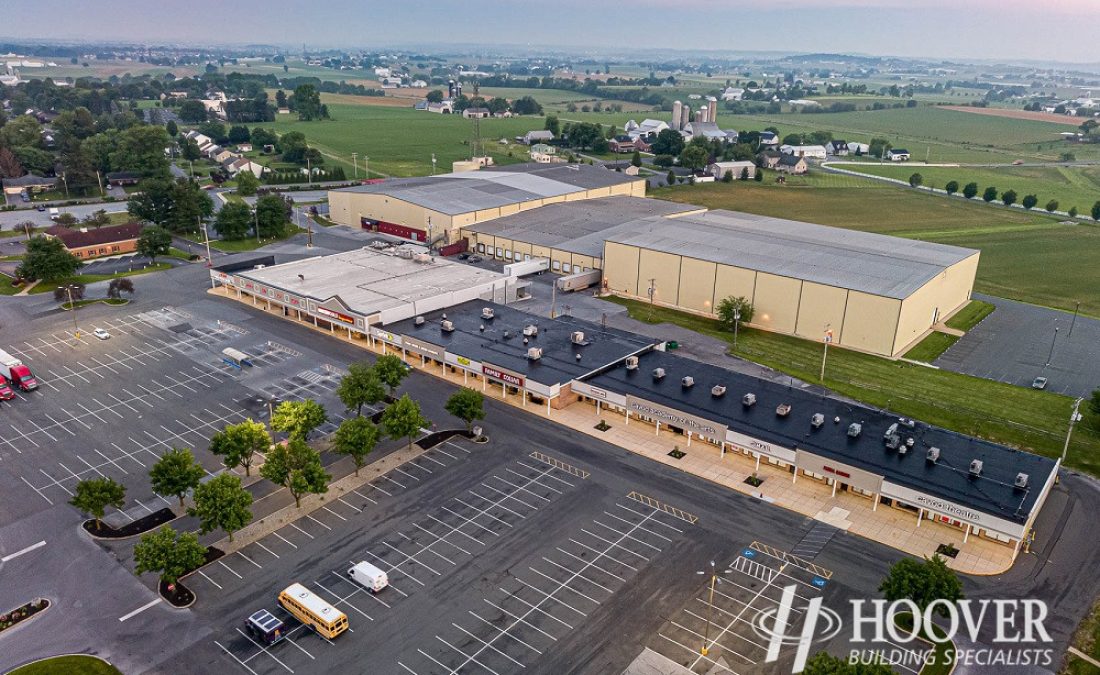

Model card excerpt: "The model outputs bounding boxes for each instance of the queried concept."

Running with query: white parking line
[1,540,46,562]
[118,598,162,622]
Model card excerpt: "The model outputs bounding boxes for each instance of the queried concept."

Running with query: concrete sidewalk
[211,285,1018,575]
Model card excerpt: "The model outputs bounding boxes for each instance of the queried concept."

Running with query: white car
[92,328,111,340]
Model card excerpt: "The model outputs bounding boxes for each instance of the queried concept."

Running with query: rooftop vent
[899,417,916,429]
[898,444,909,456]
[481,307,495,320]
[479,324,485,332]
[625,355,639,371]
[571,331,586,345]
[969,459,983,477]
[884,423,898,439]
[811,413,824,428]
[503,330,511,339]
[575,353,581,361]
[926,447,940,463]
[414,315,425,326]
[681,376,695,388]
[653,368,666,381]
[441,319,455,332]
[848,423,862,438]
[527,347,543,361]
[905,437,915,449]
[885,434,901,451]
[523,324,538,337]
[711,385,726,397]
[776,403,791,417]
[1015,472,1029,489]
[742,393,756,407]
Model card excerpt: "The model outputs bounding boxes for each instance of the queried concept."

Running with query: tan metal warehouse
[462,196,701,274]
[602,210,979,357]
[327,163,647,246]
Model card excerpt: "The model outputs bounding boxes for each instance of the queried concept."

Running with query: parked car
[244,609,286,645]
[1031,376,1048,390]
[36,205,46,212]
[468,255,482,263]
[93,328,111,340]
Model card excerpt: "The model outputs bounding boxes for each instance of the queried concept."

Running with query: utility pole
[696,562,732,657]
[1061,398,1084,464]
[61,173,69,199]
[300,207,312,248]
[550,281,557,319]
[351,152,358,178]
[199,217,212,268]
[306,156,312,187]
[96,170,105,197]
[254,204,261,244]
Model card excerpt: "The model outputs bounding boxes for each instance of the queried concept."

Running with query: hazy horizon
[2,0,1099,64]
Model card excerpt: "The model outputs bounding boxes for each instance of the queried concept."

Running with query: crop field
[268,102,543,176]
[843,163,1100,215]
[650,179,1100,316]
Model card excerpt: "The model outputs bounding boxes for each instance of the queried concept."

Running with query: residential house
[887,148,911,161]
[758,131,780,147]
[776,154,808,174]
[409,79,428,88]
[779,144,827,160]
[609,135,638,153]
[223,157,265,178]
[427,100,454,114]
[691,171,715,183]
[462,107,491,119]
[237,143,253,153]
[521,130,555,145]
[213,148,235,164]
[2,174,56,196]
[634,135,654,153]
[847,142,870,155]
[529,144,562,163]
[825,140,850,156]
[43,222,143,260]
[708,161,756,180]
[756,150,783,170]
[105,171,140,187]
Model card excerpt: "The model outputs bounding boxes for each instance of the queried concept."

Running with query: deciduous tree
[209,419,270,476]
[962,182,978,199]
[445,387,485,433]
[214,202,252,240]
[18,236,81,282]
[374,354,410,396]
[271,399,328,441]
[332,417,380,476]
[944,180,959,195]
[235,170,260,197]
[381,394,430,451]
[189,474,253,541]
[133,527,206,588]
[260,439,330,508]
[136,225,172,264]
[879,555,963,617]
[982,186,998,203]
[70,477,126,529]
[716,296,754,329]
[1001,189,1018,207]
[337,362,386,416]
[149,447,205,507]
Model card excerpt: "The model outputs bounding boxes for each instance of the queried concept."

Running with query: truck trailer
[555,268,602,292]
[0,349,38,391]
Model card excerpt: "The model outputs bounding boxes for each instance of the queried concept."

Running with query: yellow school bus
[277,583,349,639]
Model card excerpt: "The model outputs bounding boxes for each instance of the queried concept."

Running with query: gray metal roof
[607,210,978,299]
[332,164,642,216]
[463,197,697,258]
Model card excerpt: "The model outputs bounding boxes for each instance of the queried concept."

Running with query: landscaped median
[7,655,120,675]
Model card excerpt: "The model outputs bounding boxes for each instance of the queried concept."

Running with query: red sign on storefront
[482,364,524,387]
[316,306,355,324]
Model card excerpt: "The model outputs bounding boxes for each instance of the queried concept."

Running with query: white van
[348,561,388,593]
[48,207,60,220]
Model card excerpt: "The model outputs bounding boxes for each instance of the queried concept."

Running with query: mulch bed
[668,449,686,459]
[744,475,764,487]
[936,543,960,558]
[0,598,49,633]
[82,508,177,539]
[417,428,474,449]
[160,580,195,608]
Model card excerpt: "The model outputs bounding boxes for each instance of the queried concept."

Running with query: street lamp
[696,561,734,657]
[64,285,81,337]
[820,324,833,382]
[732,309,741,352]
[1045,326,1060,366]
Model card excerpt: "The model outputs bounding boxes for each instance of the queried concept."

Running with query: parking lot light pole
[732,310,741,352]
[65,286,80,337]
[696,561,733,657]
[1045,326,1060,366]
[820,325,833,382]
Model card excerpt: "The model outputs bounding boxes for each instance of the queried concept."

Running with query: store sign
[316,305,355,324]
[369,326,402,346]
[795,450,883,493]
[403,336,444,360]
[625,395,727,439]
[445,353,480,370]
[483,364,524,387]
[880,482,1025,537]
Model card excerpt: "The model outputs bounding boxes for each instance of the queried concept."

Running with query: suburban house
[43,222,143,259]
[105,171,140,187]
[462,107,491,119]
[223,156,265,178]
[777,154,809,174]
[847,142,870,155]
[2,174,56,197]
[779,144,828,160]
[529,144,563,163]
[887,148,911,161]
[213,149,236,164]
[634,135,654,152]
[521,130,555,145]
[756,150,783,169]
[825,140,850,156]
[758,131,780,147]
[708,161,756,180]
[609,135,639,153]
[409,79,428,88]
[237,143,253,153]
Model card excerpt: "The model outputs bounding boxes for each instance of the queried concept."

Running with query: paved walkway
[211,286,1018,575]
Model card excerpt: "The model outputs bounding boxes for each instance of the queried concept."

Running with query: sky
[4,0,1100,64]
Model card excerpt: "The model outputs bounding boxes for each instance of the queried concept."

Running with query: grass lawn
[1065,596,1100,675]
[0,278,26,295]
[945,300,996,332]
[63,297,130,309]
[29,263,172,295]
[903,332,959,362]
[605,297,1100,475]
[8,655,121,675]
[650,181,1100,317]
[192,226,306,253]
[844,164,1100,216]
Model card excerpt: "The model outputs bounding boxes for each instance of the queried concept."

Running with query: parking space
[650,542,831,674]
[397,492,695,675]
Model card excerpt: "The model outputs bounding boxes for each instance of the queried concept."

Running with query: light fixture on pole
[820,325,833,382]
[1045,326,1059,366]
[696,561,734,657]
[733,309,741,352]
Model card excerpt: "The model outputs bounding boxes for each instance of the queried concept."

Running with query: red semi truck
[0,349,38,392]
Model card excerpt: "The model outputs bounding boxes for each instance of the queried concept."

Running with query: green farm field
[267,102,547,176]
[841,163,1100,215]
[651,179,1100,316]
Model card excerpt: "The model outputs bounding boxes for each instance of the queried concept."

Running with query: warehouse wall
[603,241,641,296]
[840,291,901,355]
[795,282,849,341]
[892,253,980,355]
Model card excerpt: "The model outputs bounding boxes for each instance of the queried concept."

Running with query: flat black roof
[585,350,1056,524]
[386,301,655,387]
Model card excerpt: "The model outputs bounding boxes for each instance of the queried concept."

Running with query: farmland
[841,163,1100,216]
[650,178,1100,316]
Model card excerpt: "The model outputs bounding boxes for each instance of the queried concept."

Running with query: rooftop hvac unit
[742,393,756,407]
[927,447,941,463]
[481,307,495,320]
[681,376,695,388]
[776,403,791,417]
[523,324,538,337]
[414,315,425,326]
[1015,472,1029,489]
[848,423,862,438]
[711,385,726,397]
[898,445,909,455]
[527,347,543,360]
[653,368,666,381]
[969,459,983,477]
[811,413,825,428]
[441,319,455,332]
[899,417,916,429]
[625,356,639,370]
[884,423,898,439]
[905,437,915,449]
[571,331,586,345]
[885,434,901,450]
